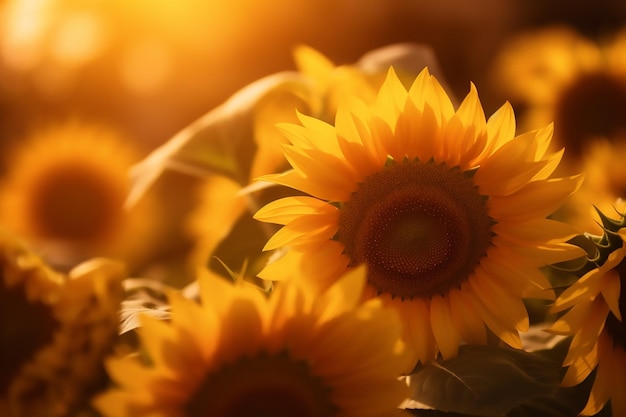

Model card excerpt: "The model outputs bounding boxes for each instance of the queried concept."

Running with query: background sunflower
[0,121,162,272]
[550,222,626,417]
[0,230,125,417]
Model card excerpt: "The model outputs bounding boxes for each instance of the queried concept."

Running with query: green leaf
[408,345,562,417]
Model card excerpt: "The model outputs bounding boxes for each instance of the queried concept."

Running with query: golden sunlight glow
[0,0,258,95]
[119,37,173,94]
[49,9,107,67]
[1,0,55,70]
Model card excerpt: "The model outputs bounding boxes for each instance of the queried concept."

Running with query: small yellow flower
[550,228,626,416]
[254,67,584,366]
[94,266,411,417]
[0,229,125,417]
[490,25,626,163]
[0,121,160,269]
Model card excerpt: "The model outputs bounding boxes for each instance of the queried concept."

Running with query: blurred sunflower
[0,121,160,270]
[185,174,263,273]
[557,138,626,235]
[550,222,626,416]
[254,67,584,365]
[293,43,447,124]
[94,266,410,417]
[0,229,124,417]
[490,25,626,165]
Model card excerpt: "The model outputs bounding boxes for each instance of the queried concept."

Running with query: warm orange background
[1,0,625,162]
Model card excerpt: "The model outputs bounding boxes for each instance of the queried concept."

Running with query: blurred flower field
[1,2,626,417]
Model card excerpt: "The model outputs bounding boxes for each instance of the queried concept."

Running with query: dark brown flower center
[184,352,336,417]
[0,270,60,395]
[604,256,626,350]
[554,71,626,160]
[29,164,125,241]
[337,160,493,299]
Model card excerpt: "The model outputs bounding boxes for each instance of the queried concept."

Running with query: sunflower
[254,67,584,365]
[0,121,160,269]
[93,265,411,417]
[0,229,125,417]
[550,223,626,416]
[186,44,442,273]
[293,43,448,126]
[489,25,626,164]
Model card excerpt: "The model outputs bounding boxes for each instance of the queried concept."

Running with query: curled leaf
[126,71,311,207]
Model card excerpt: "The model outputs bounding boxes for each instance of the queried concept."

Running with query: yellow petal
[551,269,603,313]
[262,212,337,251]
[466,274,523,348]
[317,265,368,319]
[471,267,530,332]
[493,218,581,245]
[482,101,516,159]
[488,175,582,222]
[396,298,437,365]
[375,67,408,127]
[600,271,622,321]
[448,287,488,345]
[293,44,335,80]
[281,145,358,195]
[549,303,591,335]
[254,196,335,225]
[443,83,487,168]
[257,248,302,281]
[429,294,460,359]
[258,170,348,201]
[562,341,598,387]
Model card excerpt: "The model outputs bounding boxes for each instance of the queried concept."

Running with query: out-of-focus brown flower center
[29,164,125,242]
[554,71,626,160]
[0,271,59,395]
[337,160,493,299]
[184,352,336,417]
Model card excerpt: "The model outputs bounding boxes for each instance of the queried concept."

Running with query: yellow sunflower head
[490,25,626,163]
[550,217,626,416]
[0,121,160,269]
[0,229,125,417]
[185,45,444,275]
[94,266,410,417]
[254,67,585,365]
